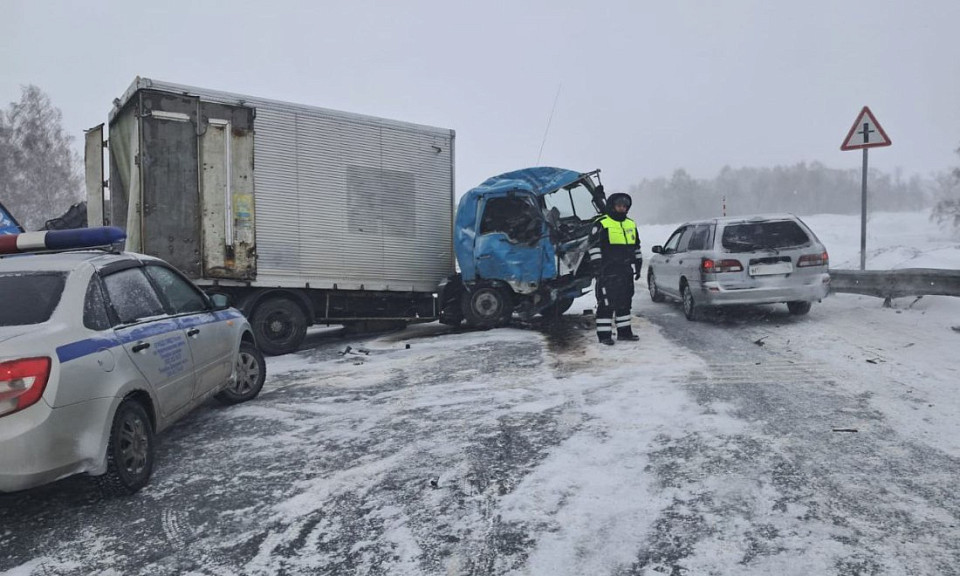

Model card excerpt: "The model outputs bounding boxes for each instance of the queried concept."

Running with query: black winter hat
[607,193,632,210]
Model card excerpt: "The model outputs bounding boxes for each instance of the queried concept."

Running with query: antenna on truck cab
[536,84,562,166]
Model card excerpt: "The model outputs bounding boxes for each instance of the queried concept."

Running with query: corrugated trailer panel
[298,116,386,284]
[290,114,349,280]
[253,108,302,277]
[127,79,454,293]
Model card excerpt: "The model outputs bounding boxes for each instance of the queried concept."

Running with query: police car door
[101,264,197,418]
[143,264,234,399]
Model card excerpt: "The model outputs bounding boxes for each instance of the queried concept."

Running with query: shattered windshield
[543,181,600,221]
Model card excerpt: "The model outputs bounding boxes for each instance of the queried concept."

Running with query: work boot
[618,332,640,342]
[599,337,615,346]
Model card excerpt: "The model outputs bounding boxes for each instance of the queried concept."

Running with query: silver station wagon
[647,214,830,319]
[0,227,265,495]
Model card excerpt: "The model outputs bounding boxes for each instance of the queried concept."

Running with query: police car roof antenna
[536,83,562,166]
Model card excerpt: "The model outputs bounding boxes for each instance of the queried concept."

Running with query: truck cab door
[473,194,555,289]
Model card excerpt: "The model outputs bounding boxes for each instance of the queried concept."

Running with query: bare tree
[930,145,960,234]
[0,85,83,230]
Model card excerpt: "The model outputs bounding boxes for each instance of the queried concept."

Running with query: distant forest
[627,162,949,225]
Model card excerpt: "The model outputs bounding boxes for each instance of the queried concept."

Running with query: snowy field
[2,210,959,576]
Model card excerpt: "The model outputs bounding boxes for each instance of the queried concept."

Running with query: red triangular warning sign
[841,106,892,150]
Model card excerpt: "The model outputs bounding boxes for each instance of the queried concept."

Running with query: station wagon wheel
[216,341,266,405]
[787,301,812,315]
[97,399,154,496]
[648,270,665,303]
[681,283,699,321]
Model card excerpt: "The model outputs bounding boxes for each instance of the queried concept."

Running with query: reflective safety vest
[598,216,637,245]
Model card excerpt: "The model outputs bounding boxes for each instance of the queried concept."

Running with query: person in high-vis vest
[588,191,642,345]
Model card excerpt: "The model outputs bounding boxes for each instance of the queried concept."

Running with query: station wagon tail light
[701,258,743,273]
[797,251,829,267]
[0,357,51,417]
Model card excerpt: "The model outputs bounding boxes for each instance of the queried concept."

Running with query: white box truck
[86,77,456,355]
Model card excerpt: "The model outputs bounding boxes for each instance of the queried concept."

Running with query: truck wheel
[97,399,154,497]
[252,298,307,355]
[461,285,511,328]
[216,341,266,404]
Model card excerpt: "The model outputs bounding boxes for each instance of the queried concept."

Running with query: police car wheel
[216,341,266,404]
[97,399,154,496]
[461,285,510,328]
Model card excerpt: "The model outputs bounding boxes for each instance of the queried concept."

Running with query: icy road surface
[3,210,960,575]
[2,290,960,576]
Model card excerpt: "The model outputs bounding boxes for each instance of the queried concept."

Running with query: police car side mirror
[652,245,664,254]
[210,293,231,310]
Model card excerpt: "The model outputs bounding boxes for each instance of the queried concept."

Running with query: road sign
[840,105,893,270]
[841,106,892,150]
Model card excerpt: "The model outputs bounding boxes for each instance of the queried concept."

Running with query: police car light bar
[0,227,126,255]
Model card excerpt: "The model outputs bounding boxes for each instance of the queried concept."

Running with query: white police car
[0,227,265,495]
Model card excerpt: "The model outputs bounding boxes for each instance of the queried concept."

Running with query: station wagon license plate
[749,262,793,276]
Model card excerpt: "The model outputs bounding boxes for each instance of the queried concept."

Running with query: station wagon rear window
[721,220,810,251]
[0,272,67,326]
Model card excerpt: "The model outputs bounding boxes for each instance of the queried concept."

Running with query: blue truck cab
[0,201,24,235]
[439,167,607,327]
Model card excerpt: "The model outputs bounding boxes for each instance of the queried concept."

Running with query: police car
[0,227,265,495]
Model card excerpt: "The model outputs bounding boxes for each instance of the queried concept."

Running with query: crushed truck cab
[439,167,607,327]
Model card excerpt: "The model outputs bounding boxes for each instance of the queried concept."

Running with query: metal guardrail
[829,268,960,300]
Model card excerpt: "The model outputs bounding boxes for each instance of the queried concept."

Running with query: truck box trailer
[86,77,456,355]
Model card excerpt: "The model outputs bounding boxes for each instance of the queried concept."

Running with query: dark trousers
[595,274,635,340]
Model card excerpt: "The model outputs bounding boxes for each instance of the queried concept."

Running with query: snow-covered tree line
[627,162,952,225]
[0,85,83,231]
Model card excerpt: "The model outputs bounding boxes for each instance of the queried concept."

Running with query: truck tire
[461,284,511,328]
[251,298,307,356]
[96,399,154,497]
[216,341,266,404]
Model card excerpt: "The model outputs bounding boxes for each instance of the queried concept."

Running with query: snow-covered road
[3,292,959,575]
[2,211,959,575]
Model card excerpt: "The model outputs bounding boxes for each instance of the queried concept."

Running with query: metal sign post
[841,106,892,270]
[860,148,868,270]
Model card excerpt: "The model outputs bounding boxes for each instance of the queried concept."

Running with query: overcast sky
[2,0,959,196]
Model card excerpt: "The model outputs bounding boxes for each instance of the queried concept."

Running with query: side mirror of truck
[210,293,231,310]
[652,245,663,254]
